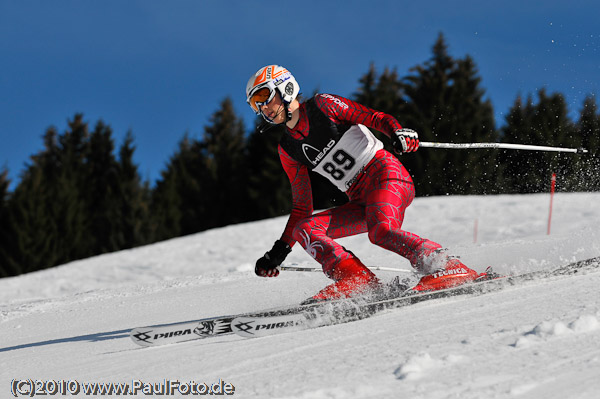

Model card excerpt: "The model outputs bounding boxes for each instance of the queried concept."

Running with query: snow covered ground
[1,192,599,399]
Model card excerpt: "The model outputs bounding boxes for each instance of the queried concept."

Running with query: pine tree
[499,90,575,193]
[495,95,529,192]
[399,33,498,195]
[20,118,89,267]
[0,168,18,277]
[152,97,248,238]
[8,165,63,272]
[246,119,291,220]
[572,95,600,191]
[0,168,8,217]
[5,114,151,275]
[151,135,201,240]
[85,120,122,253]
[353,63,379,109]
[354,63,404,121]
[202,97,248,228]
[0,168,8,223]
[117,131,153,247]
[445,55,498,193]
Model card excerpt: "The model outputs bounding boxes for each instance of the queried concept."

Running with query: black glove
[392,128,419,154]
[255,240,292,277]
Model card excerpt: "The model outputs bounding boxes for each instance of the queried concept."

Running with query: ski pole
[420,142,588,154]
[281,265,413,273]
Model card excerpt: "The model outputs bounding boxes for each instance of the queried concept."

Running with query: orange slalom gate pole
[547,173,556,235]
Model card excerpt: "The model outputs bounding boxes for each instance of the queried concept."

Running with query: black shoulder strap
[280,97,350,168]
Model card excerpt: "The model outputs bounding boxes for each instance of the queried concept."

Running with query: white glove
[392,128,419,154]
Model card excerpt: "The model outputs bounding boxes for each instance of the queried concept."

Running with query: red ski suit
[278,94,441,277]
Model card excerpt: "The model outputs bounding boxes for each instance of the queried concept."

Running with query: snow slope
[1,193,600,399]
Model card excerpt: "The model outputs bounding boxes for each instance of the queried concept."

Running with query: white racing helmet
[246,65,300,123]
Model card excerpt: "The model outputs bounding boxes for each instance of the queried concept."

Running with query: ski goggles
[248,86,277,114]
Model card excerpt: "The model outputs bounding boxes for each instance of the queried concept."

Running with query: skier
[247,65,485,301]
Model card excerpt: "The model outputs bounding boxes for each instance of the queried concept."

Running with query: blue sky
[1,0,598,189]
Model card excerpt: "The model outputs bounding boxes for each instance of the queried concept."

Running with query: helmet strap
[284,102,292,122]
[257,102,286,133]
[257,91,291,132]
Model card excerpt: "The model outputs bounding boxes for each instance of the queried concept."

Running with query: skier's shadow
[0,329,131,353]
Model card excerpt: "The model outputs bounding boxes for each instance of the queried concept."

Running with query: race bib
[313,124,383,191]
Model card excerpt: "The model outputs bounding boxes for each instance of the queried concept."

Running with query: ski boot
[412,258,480,292]
[302,258,381,304]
